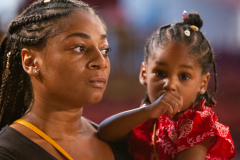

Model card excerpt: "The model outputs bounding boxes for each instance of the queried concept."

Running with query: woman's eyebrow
[62,32,91,42]
[62,33,107,42]
[101,34,107,39]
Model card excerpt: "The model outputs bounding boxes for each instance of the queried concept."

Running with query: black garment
[0,126,56,160]
[0,124,133,160]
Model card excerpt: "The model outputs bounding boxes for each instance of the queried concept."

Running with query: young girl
[98,12,236,160]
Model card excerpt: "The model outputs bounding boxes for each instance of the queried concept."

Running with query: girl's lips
[88,77,107,88]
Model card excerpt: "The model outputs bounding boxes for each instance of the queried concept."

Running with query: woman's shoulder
[83,117,134,160]
[0,126,57,160]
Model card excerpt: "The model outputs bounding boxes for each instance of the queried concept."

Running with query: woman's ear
[199,72,210,94]
[139,62,147,86]
[21,48,39,76]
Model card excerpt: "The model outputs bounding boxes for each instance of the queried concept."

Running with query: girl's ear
[139,62,147,86]
[21,48,40,76]
[199,72,210,94]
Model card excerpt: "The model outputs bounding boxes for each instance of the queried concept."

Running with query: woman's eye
[155,71,165,77]
[101,48,111,56]
[180,74,190,80]
[72,45,85,53]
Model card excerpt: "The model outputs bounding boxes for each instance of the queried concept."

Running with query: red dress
[128,99,236,160]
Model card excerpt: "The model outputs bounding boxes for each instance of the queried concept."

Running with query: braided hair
[0,0,105,129]
[143,13,217,107]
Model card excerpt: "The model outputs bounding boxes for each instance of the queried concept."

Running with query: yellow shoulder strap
[14,119,74,160]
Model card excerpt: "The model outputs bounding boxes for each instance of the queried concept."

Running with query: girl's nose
[88,49,108,70]
[162,78,176,91]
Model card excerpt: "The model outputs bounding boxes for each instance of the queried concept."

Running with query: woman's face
[34,11,110,108]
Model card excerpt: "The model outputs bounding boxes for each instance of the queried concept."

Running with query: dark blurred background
[0,0,239,159]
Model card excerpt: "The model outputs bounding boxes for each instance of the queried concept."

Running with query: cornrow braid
[0,0,105,129]
[144,24,170,63]
[9,12,70,35]
[143,13,217,107]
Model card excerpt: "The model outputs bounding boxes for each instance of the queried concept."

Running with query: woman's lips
[88,77,107,88]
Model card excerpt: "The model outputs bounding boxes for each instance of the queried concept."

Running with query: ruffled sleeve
[177,100,236,159]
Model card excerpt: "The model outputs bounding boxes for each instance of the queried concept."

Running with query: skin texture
[10,10,114,160]
[98,43,216,160]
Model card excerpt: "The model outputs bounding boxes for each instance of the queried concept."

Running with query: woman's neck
[21,96,85,140]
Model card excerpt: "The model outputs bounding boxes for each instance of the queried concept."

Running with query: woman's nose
[162,78,176,91]
[88,49,108,70]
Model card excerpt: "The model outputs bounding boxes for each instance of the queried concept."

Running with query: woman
[0,0,132,159]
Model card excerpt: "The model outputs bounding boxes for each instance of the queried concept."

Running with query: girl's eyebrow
[62,32,107,42]
[155,61,194,70]
[155,61,167,66]
[179,64,194,70]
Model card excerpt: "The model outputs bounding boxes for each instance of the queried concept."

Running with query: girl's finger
[161,99,174,116]
[162,92,183,116]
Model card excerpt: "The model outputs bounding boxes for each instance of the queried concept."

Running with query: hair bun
[183,13,203,29]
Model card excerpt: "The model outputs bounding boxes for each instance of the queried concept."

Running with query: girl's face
[32,10,110,108]
[140,43,210,111]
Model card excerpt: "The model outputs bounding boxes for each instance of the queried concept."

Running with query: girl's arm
[97,91,183,142]
[97,105,151,142]
[176,136,217,160]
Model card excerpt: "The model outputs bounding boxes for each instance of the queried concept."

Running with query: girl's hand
[145,91,183,119]
[97,91,183,142]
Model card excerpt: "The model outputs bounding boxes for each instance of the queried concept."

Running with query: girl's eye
[101,48,111,56]
[155,70,165,77]
[180,74,190,80]
[72,45,85,53]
